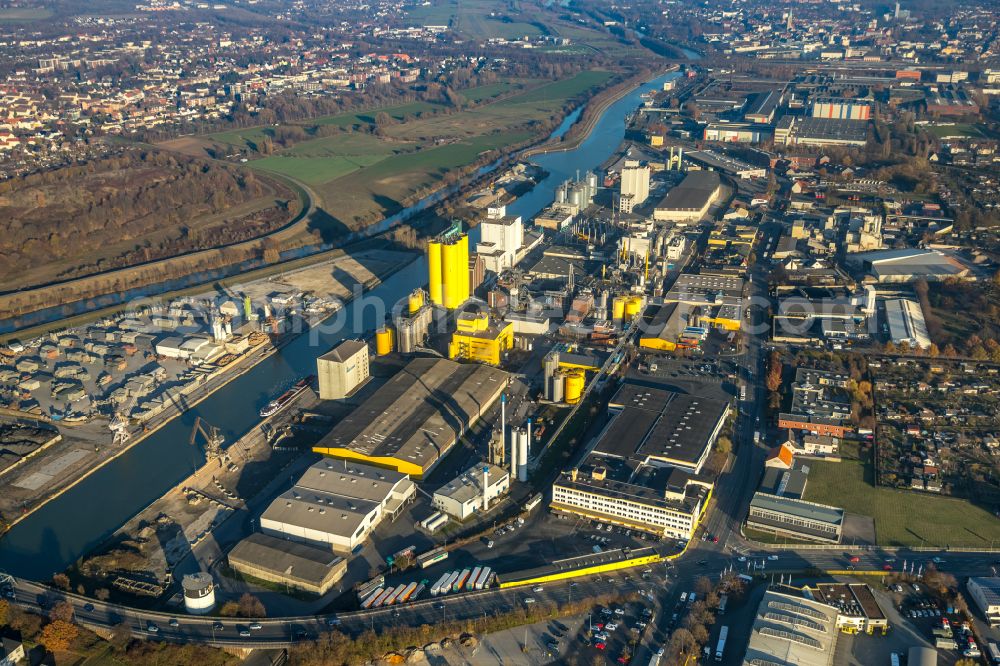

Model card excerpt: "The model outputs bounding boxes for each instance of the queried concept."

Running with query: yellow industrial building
[427,228,470,310]
[448,312,514,366]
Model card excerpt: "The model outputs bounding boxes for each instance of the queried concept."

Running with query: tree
[39,619,78,652]
[237,593,266,618]
[219,601,240,617]
[927,343,940,358]
[109,621,132,651]
[715,436,732,455]
[0,600,8,627]
[49,601,75,624]
[51,573,70,590]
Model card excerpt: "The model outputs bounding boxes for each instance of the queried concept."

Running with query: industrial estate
[1,0,1000,665]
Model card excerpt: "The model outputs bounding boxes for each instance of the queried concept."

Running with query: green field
[805,450,1000,548]
[460,81,521,103]
[923,123,986,139]
[0,7,52,20]
[404,0,541,39]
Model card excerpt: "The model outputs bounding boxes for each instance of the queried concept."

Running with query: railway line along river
[0,68,680,581]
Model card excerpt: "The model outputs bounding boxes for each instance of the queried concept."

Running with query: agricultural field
[0,7,52,21]
[213,69,614,230]
[804,442,1000,548]
[403,0,542,40]
[922,123,987,139]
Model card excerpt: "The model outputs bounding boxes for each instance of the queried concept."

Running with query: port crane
[189,416,226,462]
[108,393,138,448]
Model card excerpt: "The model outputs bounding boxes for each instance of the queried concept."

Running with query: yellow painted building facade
[448,313,513,366]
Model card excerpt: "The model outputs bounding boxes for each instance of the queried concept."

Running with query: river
[0,69,681,580]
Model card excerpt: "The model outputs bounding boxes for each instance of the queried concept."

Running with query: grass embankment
[804,444,1000,548]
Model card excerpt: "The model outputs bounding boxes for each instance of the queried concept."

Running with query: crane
[108,393,138,448]
[189,416,225,462]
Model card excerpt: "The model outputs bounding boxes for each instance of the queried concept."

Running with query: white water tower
[182,572,216,615]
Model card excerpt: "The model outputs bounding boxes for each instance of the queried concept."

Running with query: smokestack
[482,465,490,511]
[518,425,529,483]
[501,394,510,474]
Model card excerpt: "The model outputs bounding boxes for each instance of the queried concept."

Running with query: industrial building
[596,383,730,474]
[427,225,471,310]
[619,160,651,213]
[476,206,524,273]
[552,457,713,540]
[663,273,745,331]
[809,583,888,634]
[743,88,784,124]
[313,358,509,478]
[638,302,689,352]
[849,248,969,283]
[432,462,510,520]
[228,532,348,595]
[967,577,1000,626]
[259,459,415,554]
[317,339,369,400]
[747,492,844,543]
[774,115,869,147]
[549,379,727,540]
[448,312,514,366]
[653,171,721,222]
[884,298,931,349]
[810,97,873,120]
[743,588,840,666]
[684,150,767,179]
[702,123,770,144]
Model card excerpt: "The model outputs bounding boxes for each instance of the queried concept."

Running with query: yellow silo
[564,370,585,404]
[427,241,443,307]
[375,327,394,355]
[612,296,626,322]
[440,234,470,310]
[407,289,424,315]
[625,295,643,318]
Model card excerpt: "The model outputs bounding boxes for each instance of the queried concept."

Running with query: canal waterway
[0,69,680,580]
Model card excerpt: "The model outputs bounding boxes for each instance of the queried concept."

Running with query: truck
[361,588,384,609]
[467,567,482,591]
[715,626,728,661]
[474,567,492,590]
[397,582,418,604]
[753,431,760,444]
[417,547,448,568]
[890,653,900,666]
[453,568,472,592]
[430,572,451,596]
[718,594,728,615]
[987,642,1000,665]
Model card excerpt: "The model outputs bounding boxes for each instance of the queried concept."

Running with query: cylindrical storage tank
[625,296,643,318]
[427,241,443,306]
[569,188,582,208]
[587,171,598,190]
[548,372,564,403]
[407,289,424,315]
[564,371,585,405]
[441,235,470,309]
[375,327,394,355]
[517,430,529,482]
[182,572,216,615]
[612,296,626,322]
[555,183,567,204]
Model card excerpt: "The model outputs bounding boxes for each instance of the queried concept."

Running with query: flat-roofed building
[317,339,370,400]
[884,298,931,349]
[619,160,651,213]
[598,383,730,474]
[743,588,840,666]
[259,459,415,554]
[810,583,888,634]
[552,456,713,540]
[228,532,348,595]
[313,358,509,478]
[747,491,844,543]
[448,312,514,366]
[968,577,1000,626]
[653,171,721,222]
[432,462,510,520]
